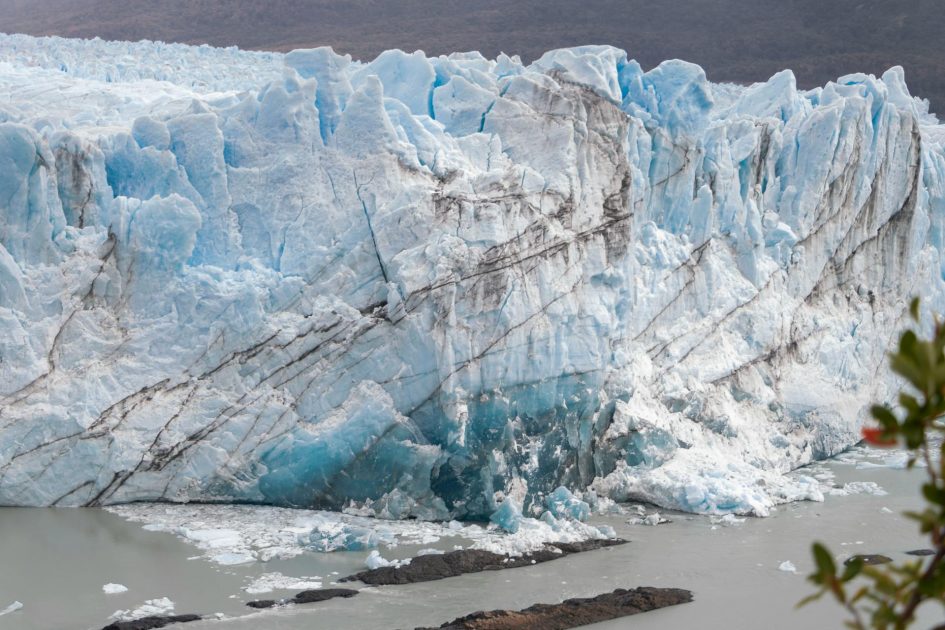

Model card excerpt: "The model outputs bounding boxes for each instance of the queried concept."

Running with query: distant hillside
[0,0,942,113]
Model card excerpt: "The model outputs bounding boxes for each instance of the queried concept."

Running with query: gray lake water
[1,454,943,630]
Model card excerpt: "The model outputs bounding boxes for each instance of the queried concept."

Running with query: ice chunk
[827,481,888,497]
[778,561,797,573]
[243,573,322,594]
[545,487,591,522]
[596,525,618,538]
[102,583,129,595]
[109,597,175,622]
[0,601,22,616]
[489,500,524,534]
[628,512,667,526]
[303,521,394,552]
[365,550,410,570]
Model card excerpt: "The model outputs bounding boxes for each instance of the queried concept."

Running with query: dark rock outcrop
[101,615,202,630]
[245,587,359,609]
[414,586,693,629]
[845,554,893,566]
[342,539,626,586]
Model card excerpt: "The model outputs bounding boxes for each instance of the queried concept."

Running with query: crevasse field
[1,33,945,526]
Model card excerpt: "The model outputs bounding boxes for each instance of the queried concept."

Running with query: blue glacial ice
[545,486,591,522]
[1,34,945,518]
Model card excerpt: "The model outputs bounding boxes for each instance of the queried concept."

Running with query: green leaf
[900,329,919,356]
[841,558,863,581]
[870,405,899,431]
[891,354,926,393]
[899,392,921,415]
[910,297,921,321]
[796,591,825,608]
[812,542,837,577]
[921,482,945,506]
[869,570,898,595]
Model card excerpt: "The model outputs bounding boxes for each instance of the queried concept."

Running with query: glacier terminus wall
[2,34,945,518]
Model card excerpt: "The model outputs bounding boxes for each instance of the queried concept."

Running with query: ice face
[1,34,944,517]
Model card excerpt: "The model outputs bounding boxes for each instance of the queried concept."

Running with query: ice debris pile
[244,573,322,595]
[2,33,945,517]
[108,597,175,622]
[107,502,612,564]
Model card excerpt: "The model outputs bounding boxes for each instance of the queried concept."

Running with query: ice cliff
[1,34,944,518]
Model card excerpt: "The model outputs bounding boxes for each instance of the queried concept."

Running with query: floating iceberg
[1,34,944,517]
[102,583,129,595]
[0,601,22,617]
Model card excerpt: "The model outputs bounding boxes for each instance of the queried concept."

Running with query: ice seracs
[1,34,944,518]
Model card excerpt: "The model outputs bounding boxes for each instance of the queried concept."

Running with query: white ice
[0,601,22,616]
[108,501,614,565]
[109,597,175,622]
[243,573,322,594]
[102,583,129,594]
[1,34,944,519]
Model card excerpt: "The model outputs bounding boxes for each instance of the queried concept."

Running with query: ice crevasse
[1,34,945,519]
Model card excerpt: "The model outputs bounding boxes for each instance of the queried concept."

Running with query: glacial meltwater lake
[1,446,942,630]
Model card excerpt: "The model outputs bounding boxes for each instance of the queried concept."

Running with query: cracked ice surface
[2,34,945,517]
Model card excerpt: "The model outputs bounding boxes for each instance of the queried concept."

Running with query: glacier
[1,33,945,519]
